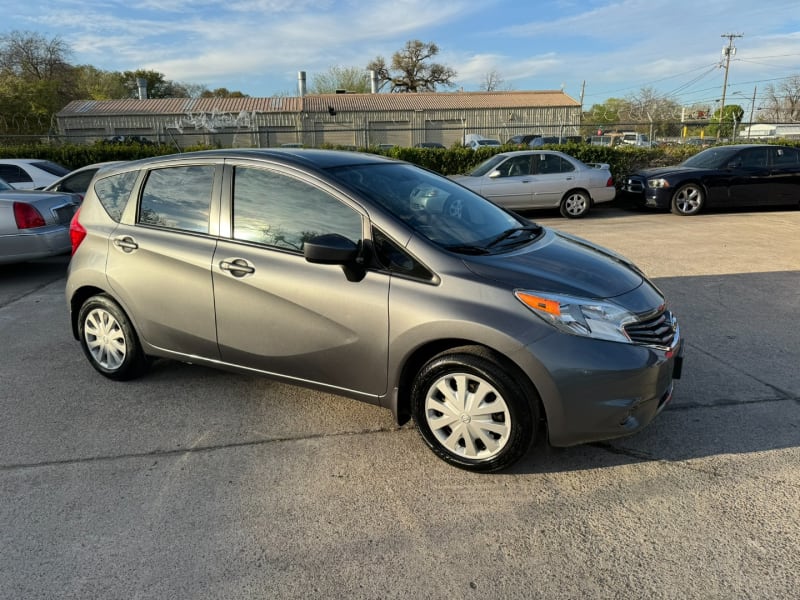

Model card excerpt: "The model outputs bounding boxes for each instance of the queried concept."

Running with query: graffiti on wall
[170,110,257,133]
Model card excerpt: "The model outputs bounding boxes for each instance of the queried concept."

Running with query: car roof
[101,149,394,176]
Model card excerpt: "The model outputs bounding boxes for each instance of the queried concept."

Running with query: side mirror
[488,170,502,179]
[304,233,359,265]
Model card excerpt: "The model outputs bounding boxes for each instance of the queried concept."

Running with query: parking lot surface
[1,206,798,599]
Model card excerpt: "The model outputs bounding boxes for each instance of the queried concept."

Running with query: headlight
[647,178,670,189]
[515,290,636,343]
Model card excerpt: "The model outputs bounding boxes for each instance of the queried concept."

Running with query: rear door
[106,161,220,359]
[768,146,800,205]
[211,162,390,397]
[529,153,575,208]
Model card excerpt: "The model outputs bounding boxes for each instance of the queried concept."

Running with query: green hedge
[2,140,798,189]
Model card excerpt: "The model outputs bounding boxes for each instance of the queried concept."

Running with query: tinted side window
[0,164,32,184]
[740,148,769,168]
[771,147,800,167]
[139,166,214,233]
[232,166,362,252]
[94,171,139,222]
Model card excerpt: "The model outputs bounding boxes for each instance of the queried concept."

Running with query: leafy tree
[310,66,370,94]
[0,31,77,133]
[199,87,249,98]
[367,40,456,93]
[73,65,128,100]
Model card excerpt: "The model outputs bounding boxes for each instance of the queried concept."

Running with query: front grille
[625,310,677,347]
[51,203,78,225]
[624,176,646,194]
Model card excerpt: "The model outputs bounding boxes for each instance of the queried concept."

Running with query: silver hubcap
[84,308,127,370]
[564,194,587,215]
[424,372,511,460]
[675,187,702,213]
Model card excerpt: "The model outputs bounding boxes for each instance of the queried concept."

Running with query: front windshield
[467,154,506,177]
[326,162,529,251]
[682,147,739,169]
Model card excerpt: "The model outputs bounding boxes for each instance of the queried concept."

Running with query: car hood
[630,165,703,179]
[462,228,646,301]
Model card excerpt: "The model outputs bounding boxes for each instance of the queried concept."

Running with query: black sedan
[623,144,800,215]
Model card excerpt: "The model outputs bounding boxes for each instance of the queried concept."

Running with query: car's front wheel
[411,347,537,472]
[671,183,704,215]
[78,294,148,381]
[560,190,591,218]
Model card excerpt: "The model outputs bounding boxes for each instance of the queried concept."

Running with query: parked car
[66,149,682,472]
[0,177,80,264]
[43,161,124,200]
[622,144,800,215]
[506,134,541,146]
[465,138,502,151]
[0,159,70,190]
[450,150,616,217]
[529,136,562,147]
[413,142,446,149]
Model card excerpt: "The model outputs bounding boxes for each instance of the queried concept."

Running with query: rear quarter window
[93,171,139,222]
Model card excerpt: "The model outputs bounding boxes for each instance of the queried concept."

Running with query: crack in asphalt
[0,426,403,473]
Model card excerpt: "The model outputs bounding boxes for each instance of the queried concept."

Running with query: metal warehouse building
[56,90,582,149]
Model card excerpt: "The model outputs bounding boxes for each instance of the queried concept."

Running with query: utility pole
[719,33,743,135]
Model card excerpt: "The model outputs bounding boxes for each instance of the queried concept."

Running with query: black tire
[77,294,148,381]
[410,347,537,472]
[670,183,704,215]
[560,190,591,218]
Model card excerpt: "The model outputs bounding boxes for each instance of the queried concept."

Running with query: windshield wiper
[485,225,542,248]
[443,244,491,255]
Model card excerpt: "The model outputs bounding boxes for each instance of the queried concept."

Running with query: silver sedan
[450,150,616,217]
[0,177,80,264]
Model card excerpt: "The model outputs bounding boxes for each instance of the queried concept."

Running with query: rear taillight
[13,202,46,229]
[606,177,614,187]
[70,207,87,255]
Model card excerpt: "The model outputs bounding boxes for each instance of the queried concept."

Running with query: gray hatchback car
[66,149,683,472]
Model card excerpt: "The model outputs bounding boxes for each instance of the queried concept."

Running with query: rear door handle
[113,236,138,253]
[219,258,255,277]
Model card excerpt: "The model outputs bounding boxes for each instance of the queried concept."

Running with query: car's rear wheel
[671,183,704,215]
[78,294,148,381]
[560,190,591,218]
[411,347,537,472]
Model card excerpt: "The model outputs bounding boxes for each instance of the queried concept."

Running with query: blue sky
[3,0,799,110]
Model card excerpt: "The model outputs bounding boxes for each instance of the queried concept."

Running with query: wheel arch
[561,187,593,204]
[392,339,545,429]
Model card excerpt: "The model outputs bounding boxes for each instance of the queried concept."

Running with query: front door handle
[219,258,255,277]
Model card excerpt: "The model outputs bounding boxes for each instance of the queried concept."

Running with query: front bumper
[622,177,672,209]
[515,326,684,447]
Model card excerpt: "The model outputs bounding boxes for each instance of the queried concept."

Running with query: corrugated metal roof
[58,91,578,117]
[58,96,303,116]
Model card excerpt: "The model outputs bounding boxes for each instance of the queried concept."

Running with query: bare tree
[761,75,800,122]
[479,69,513,92]
[367,40,456,93]
[0,30,72,80]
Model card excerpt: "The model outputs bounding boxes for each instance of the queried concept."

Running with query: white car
[43,161,124,200]
[450,150,616,218]
[465,138,502,151]
[0,159,70,190]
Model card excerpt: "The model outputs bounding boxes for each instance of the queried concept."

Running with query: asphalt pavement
[1,206,798,599]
